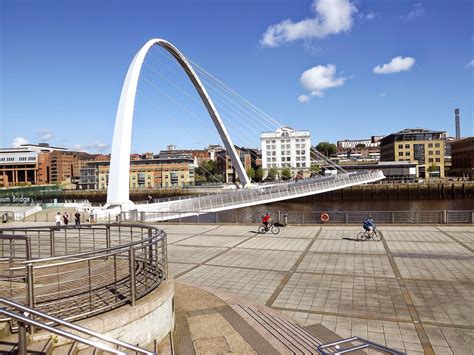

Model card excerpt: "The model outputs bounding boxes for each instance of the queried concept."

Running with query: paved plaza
[164,224,474,354]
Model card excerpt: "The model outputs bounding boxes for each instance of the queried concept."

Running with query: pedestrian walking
[55,212,61,230]
[74,212,81,228]
[63,212,69,226]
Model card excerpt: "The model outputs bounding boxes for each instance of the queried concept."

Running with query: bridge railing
[135,171,384,218]
[0,224,167,323]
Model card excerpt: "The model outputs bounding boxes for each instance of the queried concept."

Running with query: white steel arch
[107,39,250,206]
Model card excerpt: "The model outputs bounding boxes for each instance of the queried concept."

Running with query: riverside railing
[123,209,474,224]
[0,224,167,323]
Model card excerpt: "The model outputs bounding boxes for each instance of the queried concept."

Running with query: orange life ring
[320,213,330,222]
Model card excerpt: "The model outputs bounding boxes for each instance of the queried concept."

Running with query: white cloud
[299,64,349,98]
[73,141,110,153]
[88,142,110,152]
[358,11,376,22]
[403,2,424,20]
[297,94,311,103]
[373,56,415,74]
[11,137,29,148]
[38,129,53,141]
[261,0,357,47]
[466,59,474,68]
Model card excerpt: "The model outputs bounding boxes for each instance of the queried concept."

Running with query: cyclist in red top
[262,213,271,231]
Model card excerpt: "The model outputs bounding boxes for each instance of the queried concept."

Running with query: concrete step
[236,304,323,354]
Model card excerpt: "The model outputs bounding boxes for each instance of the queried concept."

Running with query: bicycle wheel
[372,230,382,241]
[271,225,280,234]
[356,231,367,241]
[258,226,267,234]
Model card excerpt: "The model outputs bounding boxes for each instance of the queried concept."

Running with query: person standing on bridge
[63,212,69,226]
[74,212,81,228]
[55,212,61,229]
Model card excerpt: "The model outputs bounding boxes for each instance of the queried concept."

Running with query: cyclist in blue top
[363,217,377,237]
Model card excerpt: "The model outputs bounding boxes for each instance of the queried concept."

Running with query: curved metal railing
[0,224,167,322]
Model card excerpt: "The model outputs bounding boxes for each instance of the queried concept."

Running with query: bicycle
[356,228,382,241]
[258,222,280,235]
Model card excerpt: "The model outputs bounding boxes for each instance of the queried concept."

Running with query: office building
[450,137,474,180]
[380,128,447,179]
[261,127,311,171]
[79,157,195,190]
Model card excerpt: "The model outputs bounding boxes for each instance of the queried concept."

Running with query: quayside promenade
[162,223,474,355]
[3,222,473,354]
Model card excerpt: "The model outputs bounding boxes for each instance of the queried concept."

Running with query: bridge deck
[117,170,385,222]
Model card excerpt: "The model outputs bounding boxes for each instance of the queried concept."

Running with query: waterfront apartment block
[261,127,311,171]
[380,128,447,179]
[78,157,195,190]
[450,137,474,180]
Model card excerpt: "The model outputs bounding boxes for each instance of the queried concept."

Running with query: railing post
[129,247,136,306]
[25,237,32,261]
[391,212,395,224]
[18,321,27,355]
[345,212,348,224]
[443,210,448,224]
[49,228,55,257]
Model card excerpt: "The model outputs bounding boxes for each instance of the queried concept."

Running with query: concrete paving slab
[237,237,311,252]
[207,248,302,272]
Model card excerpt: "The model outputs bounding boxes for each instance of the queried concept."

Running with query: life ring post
[320,213,330,223]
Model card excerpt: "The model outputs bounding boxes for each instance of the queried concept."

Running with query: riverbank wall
[0,182,473,204]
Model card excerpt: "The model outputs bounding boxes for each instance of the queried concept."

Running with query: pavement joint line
[271,306,414,323]
[265,227,323,308]
[435,227,474,253]
[379,230,435,355]
[167,225,223,245]
[174,227,261,278]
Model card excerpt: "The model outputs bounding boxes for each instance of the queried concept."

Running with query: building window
[429,158,433,162]
[405,144,410,148]
[436,158,440,162]
[428,151,433,155]
[435,143,440,148]
[435,150,440,155]
[398,152,403,156]
[405,152,410,156]
[428,143,433,148]
[398,144,403,149]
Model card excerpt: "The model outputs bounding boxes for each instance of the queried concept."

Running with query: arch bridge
[99,39,384,222]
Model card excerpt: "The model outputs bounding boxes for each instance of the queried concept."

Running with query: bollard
[283,213,288,226]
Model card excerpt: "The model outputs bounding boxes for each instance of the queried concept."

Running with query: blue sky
[1,0,473,154]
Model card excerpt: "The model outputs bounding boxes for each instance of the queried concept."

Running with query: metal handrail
[0,297,154,354]
[0,224,167,324]
[317,336,406,354]
[0,308,126,355]
[22,229,162,265]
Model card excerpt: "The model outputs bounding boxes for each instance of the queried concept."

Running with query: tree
[316,142,337,157]
[266,168,278,181]
[194,160,219,182]
[254,167,264,182]
[280,168,292,181]
[247,167,255,180]
[309,164,321,177]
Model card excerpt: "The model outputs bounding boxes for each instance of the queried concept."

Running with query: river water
[189,198,474,223]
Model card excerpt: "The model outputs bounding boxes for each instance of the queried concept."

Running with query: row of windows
[398,142,441,149]
[265,138,308,144]
[398,150,441,156]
